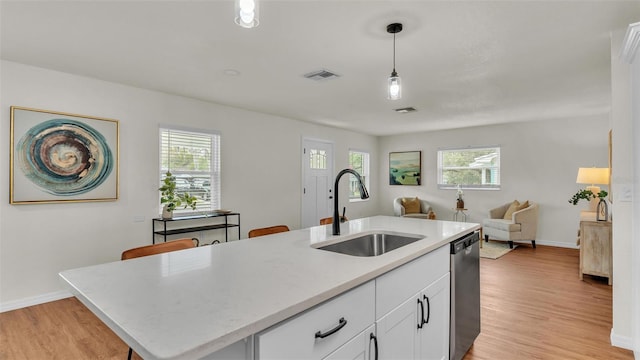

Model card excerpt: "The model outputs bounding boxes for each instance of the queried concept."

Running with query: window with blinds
[349,150,370,200]
[160,127,220,213]
[437,146,500,190]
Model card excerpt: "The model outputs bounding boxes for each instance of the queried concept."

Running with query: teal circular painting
[17,119,113,196]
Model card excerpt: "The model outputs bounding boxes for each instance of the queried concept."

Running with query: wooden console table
[579,219,612,285]
[152,213,241,244]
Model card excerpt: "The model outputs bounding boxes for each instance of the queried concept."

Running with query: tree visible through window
[349,150,370,200]
[160,127,220,213]
[437,146,500,189]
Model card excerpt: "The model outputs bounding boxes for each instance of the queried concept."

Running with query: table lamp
[576,167,610,212]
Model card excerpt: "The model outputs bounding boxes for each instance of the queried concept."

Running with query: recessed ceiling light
[394,107,417,113]
[223,69,241,76]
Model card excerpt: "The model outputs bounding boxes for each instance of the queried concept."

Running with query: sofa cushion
[483,218,522,232]
[402,197,421,214]
[503,200,520,219]
[516,200,530,211]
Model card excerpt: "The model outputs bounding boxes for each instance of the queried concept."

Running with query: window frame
[159,125,221,215]
[348,149,370,202]
[437,145,501,190]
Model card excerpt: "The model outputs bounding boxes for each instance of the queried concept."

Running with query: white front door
[302,139,333,228]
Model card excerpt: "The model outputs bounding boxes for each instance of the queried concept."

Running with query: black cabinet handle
[417,298,425,329]
[369,333,378,360]
[423,294,430,325]
[315,317,347,339]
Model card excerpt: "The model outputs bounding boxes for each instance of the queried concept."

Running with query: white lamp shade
[576,167,610,185]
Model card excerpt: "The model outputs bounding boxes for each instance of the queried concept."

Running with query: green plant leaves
[568,189,608,205]
[159,171,197,211]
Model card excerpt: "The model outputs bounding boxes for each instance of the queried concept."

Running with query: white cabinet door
[376,272,451,360]
[323,325,376,360]
[417,273,450,360]
[376,293,420,359]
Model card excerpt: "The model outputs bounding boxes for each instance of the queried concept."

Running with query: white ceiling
[2,1,639,136]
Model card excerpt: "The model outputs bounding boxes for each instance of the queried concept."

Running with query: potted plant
[456,185,464,209]
[159,171,197,219]
[568,189,609,221]
[568,189,608,205]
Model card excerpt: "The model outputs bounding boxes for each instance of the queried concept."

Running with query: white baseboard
[0,290,72,313]
[535,240,579,249]
[611,328,634,350]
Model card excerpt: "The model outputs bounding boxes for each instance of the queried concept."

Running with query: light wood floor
[0,245,633,360]
[464,245,633,360]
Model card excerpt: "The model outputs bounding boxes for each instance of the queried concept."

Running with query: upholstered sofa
[483,201,539,248]
[393,197,433,219]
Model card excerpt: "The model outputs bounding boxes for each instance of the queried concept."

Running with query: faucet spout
[333,169,369,235]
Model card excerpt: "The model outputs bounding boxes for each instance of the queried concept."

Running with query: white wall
[0,61,379,309]
[378,117,610,248]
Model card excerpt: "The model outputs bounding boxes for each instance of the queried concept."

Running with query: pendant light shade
[387,23,403,100]
[235,0,259,28]
[388,70,401,100]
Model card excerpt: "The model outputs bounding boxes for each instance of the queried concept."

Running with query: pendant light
[387,23,403,100]
[235,0,259,28]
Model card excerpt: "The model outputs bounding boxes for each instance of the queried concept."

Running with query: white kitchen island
[59,216,480,360]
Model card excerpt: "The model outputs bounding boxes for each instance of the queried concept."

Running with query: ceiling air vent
[303,69,340,81]
[394,107,417,113]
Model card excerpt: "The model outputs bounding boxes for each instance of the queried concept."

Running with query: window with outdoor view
[349,150,370,200]
[437,146,500,189]
[160,127,220,214]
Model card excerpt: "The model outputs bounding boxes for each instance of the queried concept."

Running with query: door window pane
[310,149,327,169]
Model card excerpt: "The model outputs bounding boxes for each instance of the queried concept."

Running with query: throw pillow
[503,200,520,219]
[402,197,421,214]
[516,200,530,212]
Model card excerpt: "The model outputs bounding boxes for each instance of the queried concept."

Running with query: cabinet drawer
[256,281,375,360]
[376,245,449,319]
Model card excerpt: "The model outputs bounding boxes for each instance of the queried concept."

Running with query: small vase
[162,205,173,219]
[456,199,465,209]
[596,198,608,221]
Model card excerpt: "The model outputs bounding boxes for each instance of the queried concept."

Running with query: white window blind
[349,150,370,200]
[437,146,500,190]
[160,127,220,214]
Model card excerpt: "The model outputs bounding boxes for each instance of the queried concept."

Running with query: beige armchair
[393,197,433,219]
[483,201,539,248]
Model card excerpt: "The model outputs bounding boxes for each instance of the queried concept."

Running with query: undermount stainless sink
[317,232,424,257]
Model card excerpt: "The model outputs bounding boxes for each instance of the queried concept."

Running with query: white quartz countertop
[59,216,480,360]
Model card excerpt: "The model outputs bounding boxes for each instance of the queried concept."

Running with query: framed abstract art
[10,106,119,204]
[389,151,421,185]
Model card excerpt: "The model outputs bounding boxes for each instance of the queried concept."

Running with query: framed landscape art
[10,106,119,204]
[389,151,421,185]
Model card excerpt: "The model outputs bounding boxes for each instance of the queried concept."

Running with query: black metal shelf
[152,213,240,244]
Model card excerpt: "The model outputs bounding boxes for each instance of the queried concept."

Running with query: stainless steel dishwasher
[450,231,481,360]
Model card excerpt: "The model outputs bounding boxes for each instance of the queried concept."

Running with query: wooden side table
[452,208,468,222]
[579,220,612,285]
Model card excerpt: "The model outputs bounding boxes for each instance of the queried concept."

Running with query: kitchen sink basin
[317,232,424,257]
